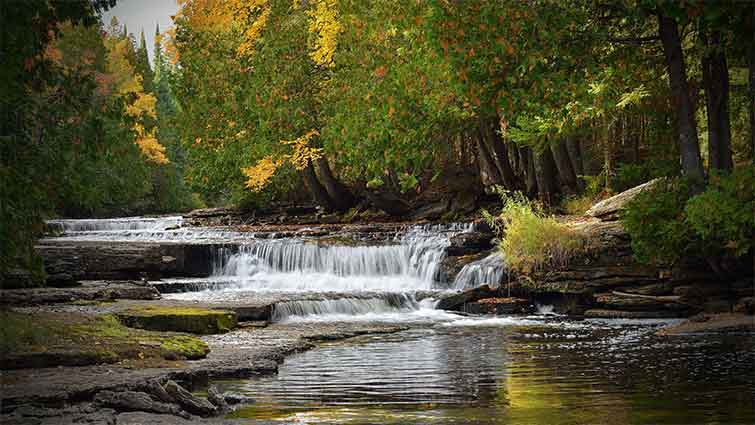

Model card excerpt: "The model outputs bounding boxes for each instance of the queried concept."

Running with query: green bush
[485,191,590,274]
[621,178,692,265]
[622,167,754,267]
[685,167,754,259]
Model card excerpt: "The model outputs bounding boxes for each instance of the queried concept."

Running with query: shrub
[622,167,754,268]
[621,178,692,265]
[685,167,754,259]
[485,191,590,274]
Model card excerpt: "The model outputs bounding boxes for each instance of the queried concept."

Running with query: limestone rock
[436,285,499,311]
[163,381,217,417]
[586,178,660,220]
[94,391,187,418]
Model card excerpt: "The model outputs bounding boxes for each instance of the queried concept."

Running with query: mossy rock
[117,306,237,334]
[1,311,210,369]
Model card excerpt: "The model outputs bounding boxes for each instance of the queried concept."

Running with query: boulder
[586,178,660,220]
[207,386,230,414]
[436,285,499,311]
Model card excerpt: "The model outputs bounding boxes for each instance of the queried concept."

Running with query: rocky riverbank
[1,283,408,424]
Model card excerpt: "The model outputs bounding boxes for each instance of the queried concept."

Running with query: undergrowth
[483,190,591,274]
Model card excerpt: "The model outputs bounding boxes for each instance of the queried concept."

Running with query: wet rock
[117,307,237,334]
[463,297,534,315]
[436,285,499,311]
[222,392,255,405]
[163,381,216,417]
[446,231,494,256]
[207,386,230,413]
[94,391,187,418]
[586,178,660,220]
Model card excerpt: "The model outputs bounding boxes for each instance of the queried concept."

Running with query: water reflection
[221,319,755,424]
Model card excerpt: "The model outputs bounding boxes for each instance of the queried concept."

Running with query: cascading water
[180,223,475,320]
[210,223,473,293]
[47,216,183,232]
[452,252,507,290]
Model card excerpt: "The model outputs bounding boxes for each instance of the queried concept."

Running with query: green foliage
[685,168,755,259]
[621,178,692,265]
[485,191,590,274]
[622,168,754,267]
[613,159,679,193]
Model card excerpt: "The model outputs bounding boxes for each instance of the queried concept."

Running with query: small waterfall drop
[47,216,183,232]
[212,223,474,293]
[452,252,506,290]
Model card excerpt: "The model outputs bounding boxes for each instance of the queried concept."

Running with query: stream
[47,216,755,424]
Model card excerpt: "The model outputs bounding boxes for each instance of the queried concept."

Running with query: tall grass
[485,192,590,274]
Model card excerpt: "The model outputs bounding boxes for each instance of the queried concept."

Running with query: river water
[47,216,755,424]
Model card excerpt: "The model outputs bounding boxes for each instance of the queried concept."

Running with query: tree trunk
[522,147,538,198]
[533,147,559,205]
[701,30,733,172]
[480,119,519,189]
[565,137,584,176]
[657,12,706,186]
[315,157,356,211]
[550,139,579,194]
[303,161,337,211]
[476,133,503,187]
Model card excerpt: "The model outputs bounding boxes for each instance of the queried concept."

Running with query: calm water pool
[219,317,754,424]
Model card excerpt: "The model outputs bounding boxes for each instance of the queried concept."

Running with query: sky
[101,0,180,65]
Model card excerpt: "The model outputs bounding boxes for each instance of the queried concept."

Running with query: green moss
[117,306,237,334]
[1,311,211,369]
[161,335,210,360]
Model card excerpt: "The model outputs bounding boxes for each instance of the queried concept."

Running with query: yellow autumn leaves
[105,36,168,164]
[307,0,340,68]
[242,130,322,192]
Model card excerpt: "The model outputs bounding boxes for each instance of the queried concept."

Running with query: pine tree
[135,30,154,93]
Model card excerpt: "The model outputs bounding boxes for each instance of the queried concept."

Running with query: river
[46,215,755,424]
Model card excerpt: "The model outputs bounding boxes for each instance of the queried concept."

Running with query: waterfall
[47,216,183,232]
[452,252,506,290]
[212,223,474,292]
[271,293,418,321]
